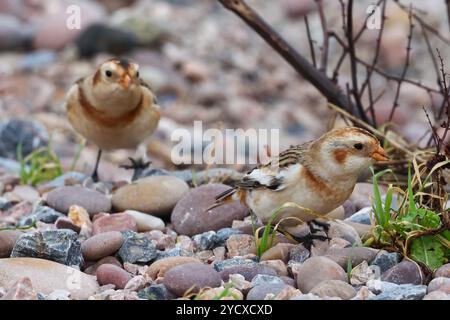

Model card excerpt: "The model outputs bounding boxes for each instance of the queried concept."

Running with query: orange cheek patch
[333,149,349,164]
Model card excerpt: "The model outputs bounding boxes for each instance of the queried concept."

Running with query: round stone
[92,213,137,235]
[163,263,222,297]
[219,263,277,282]
[247,283,291,300]
[0,258,98,299]
[310,280,357,300]
[112,176,189,217]
[124,210,165,232]
[171,184,248,236]
[381,260,423,285]
[96,264,132,289]
[296,256,347,293]
[84,256,122,276]
[147,256,202,280]
[0,230,22,258]
[428,277,450,294]
[46,186,111,216]
[435,264,450,278]
[81,231,124,261]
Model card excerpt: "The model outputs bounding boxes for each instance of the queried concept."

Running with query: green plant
[17,143,63,186]
[370,163,450,270]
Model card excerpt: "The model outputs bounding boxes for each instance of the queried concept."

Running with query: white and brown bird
[66,58,161,181]
[215,127,388,234]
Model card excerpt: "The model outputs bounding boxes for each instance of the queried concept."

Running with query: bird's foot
[120,157,152,181]
[307,219,330,234]
[290,233,330,251]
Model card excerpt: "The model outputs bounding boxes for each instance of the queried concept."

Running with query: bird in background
[66,58,161,181]
[214,127,388,243]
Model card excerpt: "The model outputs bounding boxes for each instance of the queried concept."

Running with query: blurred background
[0,0,449,182]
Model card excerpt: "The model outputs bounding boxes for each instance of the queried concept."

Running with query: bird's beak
[120,74,132,89]
[370,146,389,162]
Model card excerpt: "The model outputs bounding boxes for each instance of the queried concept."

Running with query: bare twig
[304,16,317,68]
[217,0,357,116]
[389,6,414,121]
[447,0,450,32]
[436,49,450,145]
[423,106,441,154]
[359,0,387,97]
[316,0,328,74]
[393,0,450,45]
[346,0,369,124]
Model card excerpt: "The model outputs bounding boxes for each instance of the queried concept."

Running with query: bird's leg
[91,149,102,182]
[120,143,151,181]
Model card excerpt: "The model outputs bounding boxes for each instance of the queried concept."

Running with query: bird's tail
[205,187,240,211]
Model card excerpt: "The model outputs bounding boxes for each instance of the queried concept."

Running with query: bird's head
[311,127,388,179]
[95,58,140,91]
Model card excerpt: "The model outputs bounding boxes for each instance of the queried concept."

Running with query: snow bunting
[215,127,388,227]
[66,58,161,181]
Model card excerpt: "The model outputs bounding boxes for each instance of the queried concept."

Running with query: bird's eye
[354,143,364,150]
[105,70,113,77]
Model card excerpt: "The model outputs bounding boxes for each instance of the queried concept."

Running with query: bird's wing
[139,79,158,105]
[235,141,313,192]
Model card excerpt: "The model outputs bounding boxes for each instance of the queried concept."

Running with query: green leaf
[417,209,441,229]
[410,236,445,270]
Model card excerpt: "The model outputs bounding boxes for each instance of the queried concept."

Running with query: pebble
[46,186,111,216]
[296,257,347,293]
[37,172,87,194]
[81,231,124,261]
[350,261,379,286]
[192,231,219,251]
[435,264,450,278]
[325,247,378,269]
[310,280,357,300]
[423,291,450,300]
[171,184,248,236]
[288,245,310,263]
[349,183,385,211]
[55,217,81,233]
[261,243,296,263]
[138,283,174,300]
[427,277,450,294]
[0,258,99,300]
[259,259,289,277]
[117,232,157,264]
[327,220,362,246]
[247,283,291,300]
[196,286,243,300]
[226,234,256,258]
[92,213,137,235]
[251,274,285,287]
[84,256,122,276]
[163,263,222,297]
[45,290,71,300]
[219,263,277,282]
[25,205,64,225]
[146,256,201,279]
[0,119,48,160]
[96,264,132,290]
[369,284,427,300]
[112,176,189,217]
[11,185,40,203]
[11,230,83,267]
[381,260,423,285]
[213,258,256,272]
[1,277,37,300]
[344,207,373,225]
[0,230,22,258]
[370,250,401,273]
[352,286,376,300]
[68,205,92,229]
[124,210,165,232]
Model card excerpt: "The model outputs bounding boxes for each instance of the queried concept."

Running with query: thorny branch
[217,0,450,156]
